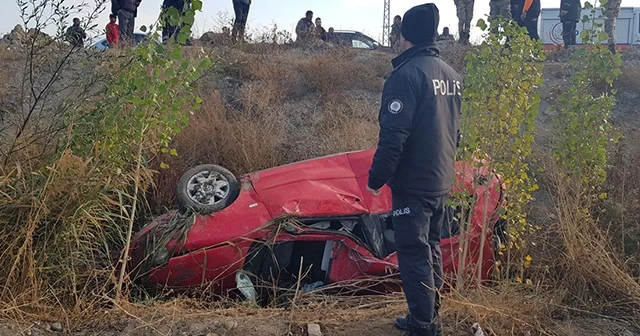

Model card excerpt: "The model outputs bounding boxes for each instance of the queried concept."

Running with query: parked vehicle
[332,30,394,53]
[89,32,154,50]
[540,7,640,50]
[127,148,506,302]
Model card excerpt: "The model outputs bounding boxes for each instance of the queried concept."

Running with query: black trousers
[562,21,577,48]
[392,191,446,331]
[524,16,540,40]
[233,1,250,27]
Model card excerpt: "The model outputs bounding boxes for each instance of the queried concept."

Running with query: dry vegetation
[1,28,640,335]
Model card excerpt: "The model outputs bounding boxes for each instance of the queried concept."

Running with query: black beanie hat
[401,3,440,45]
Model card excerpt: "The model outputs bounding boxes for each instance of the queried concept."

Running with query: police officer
[367,3,462,336]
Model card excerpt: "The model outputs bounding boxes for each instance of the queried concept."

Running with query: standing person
[454,0,474,44]
[65,18,87,47]
[560,0,580,49]
[232,0,251,43]
[511,0,524,26]
[520,0,541,40]
[489,0,511,21]
[112,0,142,47]
[315,18,327,41]
[161,0,189,43]
[295,10,315,42]
[367,3,462,336]
[390,15,402,52]
[106,14,119,47]
[326,27,338,43]
[437,27,455,41]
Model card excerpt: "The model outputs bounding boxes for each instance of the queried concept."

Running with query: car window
[352,39,371,49]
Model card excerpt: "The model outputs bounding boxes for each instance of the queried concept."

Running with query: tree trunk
[603,0,622,53]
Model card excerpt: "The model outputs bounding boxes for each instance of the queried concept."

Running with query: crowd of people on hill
[293,10,336,43]
[61,0,577,51]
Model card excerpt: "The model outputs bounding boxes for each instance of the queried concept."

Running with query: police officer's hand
[561,10,568,16]
[521,11,527,20]
[366,185,381,197]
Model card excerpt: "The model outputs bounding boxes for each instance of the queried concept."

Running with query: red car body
[129,148,505,297]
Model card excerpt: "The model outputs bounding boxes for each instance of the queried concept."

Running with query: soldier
[390,15,402,52]
[560,0,581,49]
[490,0,511,20]
[454,0,474,44]
[295,10,316,42]
[315,18,327,41]
[367,3,462,336]
[603,0,621,53]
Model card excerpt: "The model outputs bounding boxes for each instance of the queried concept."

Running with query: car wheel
[176,164,240,214]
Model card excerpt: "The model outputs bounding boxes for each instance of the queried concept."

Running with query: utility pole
[382,0,391,46]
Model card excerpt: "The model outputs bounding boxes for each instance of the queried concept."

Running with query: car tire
[176,164,240,215]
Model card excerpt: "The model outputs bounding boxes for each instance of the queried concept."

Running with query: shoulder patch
[388,99,403,114]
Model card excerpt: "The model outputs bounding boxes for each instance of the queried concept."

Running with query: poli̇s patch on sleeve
[388,99,403,114]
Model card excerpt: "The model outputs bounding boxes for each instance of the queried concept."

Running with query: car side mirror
[373,41,379,49]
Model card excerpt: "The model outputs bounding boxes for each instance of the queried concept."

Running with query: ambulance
[539,7,640,50]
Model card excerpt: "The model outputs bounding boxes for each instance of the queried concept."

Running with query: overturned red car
[128,148,505,301]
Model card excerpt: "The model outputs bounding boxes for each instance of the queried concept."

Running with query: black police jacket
[368,44,462,197]
[560,0,581,22]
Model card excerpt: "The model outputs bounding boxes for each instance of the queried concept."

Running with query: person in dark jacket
[520,0,541,40]
[560,0,580,48]
[161,0,188,43]
[65,17,86,47]
[437,27,454,41]
[326,27,338,43]
[112,0,141,46]
[511,0,524,26]
[367,3,462,336]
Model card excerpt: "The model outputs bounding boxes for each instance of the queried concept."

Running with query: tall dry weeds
[0,150,144,318]
[544,156,640,304]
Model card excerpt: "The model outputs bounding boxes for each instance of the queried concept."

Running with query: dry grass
[151,48,387,210]
[5,284,584,336]
[615,62,640,93]
[298,50,383,95]
[540,154,640,307]
[2,36,640,335]
[601,141,640,279]
[0,150,142,320]
[438,42,476,74]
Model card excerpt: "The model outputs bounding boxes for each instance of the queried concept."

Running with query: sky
[1,0,640,43]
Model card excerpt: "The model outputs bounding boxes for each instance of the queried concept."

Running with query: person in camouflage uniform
[295,10,316,42]
[390,15,402,52]
[454,0,474,44]
[603,0,621,53]
[489,0,511,20]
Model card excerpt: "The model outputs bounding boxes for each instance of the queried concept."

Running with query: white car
[89,32,155,50]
